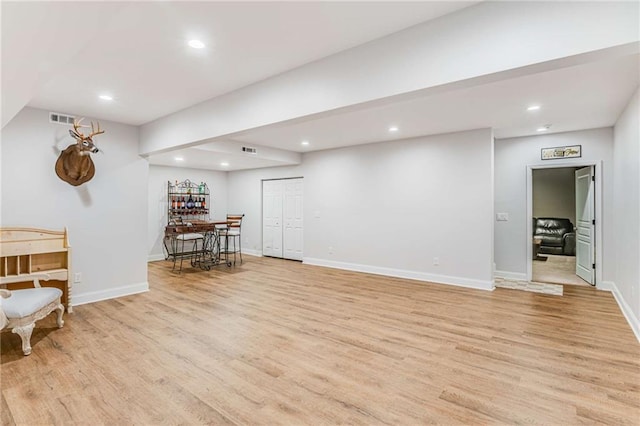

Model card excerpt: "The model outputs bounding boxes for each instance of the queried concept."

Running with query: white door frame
[526,160,603,288]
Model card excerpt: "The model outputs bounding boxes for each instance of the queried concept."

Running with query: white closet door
[262,180,283,258]
[283,178,303,261]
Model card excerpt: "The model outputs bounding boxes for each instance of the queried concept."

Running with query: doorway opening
[529,164,597,287]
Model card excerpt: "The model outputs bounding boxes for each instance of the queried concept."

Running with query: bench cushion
[1,288,62,318]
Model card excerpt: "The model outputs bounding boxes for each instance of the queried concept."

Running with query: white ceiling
[3,1,638,173]
[148,140,302,172]
[231,54,640,151]
[150,52,638,171]
[5,1,476,126]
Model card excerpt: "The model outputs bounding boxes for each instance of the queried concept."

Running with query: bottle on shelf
[168,179,211,222]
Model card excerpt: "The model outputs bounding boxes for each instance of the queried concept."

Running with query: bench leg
[13,323,35,356]
[56,303,65,328]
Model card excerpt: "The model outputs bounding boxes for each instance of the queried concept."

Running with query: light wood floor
[533,254,590,286]
[2,256,639,425]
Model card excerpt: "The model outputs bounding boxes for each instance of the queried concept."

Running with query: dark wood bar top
[164,220,227,235]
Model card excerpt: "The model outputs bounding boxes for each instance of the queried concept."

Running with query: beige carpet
[533,254,591,286]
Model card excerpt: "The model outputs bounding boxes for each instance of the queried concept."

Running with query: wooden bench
[0,227,73,313]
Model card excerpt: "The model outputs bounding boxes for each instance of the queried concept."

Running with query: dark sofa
[533,217,576,256]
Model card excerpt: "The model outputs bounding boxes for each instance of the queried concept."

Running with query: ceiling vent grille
[242,146,257,154]
[50,112,75,125]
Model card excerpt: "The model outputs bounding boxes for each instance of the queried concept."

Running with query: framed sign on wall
[541,145,581,160]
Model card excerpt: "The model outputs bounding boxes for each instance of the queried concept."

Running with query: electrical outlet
[433,257,439,266]
[328,246,334,255]
[74,272,82,283]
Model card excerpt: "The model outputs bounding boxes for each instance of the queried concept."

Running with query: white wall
[494,128,614,280]
[226,165,302,257]
[140,1,639,154]
[228,128,495,290]
[1,107,148,304]
[533,167,577,225]
[613,87,640,338]
[147,165,228,260]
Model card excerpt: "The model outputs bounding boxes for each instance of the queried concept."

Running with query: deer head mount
[55,118,105,186]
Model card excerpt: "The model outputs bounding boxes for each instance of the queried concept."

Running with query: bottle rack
[167,179,210,223]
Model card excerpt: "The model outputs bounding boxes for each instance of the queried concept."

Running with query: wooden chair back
[226,214,244,230]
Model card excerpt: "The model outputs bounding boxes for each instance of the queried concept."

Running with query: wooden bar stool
[219,214,244,265]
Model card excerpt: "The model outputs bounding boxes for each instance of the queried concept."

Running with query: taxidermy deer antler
[55,118,105,186]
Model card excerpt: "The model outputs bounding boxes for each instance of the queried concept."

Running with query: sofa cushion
[535,218,573,234]
[534,217,575,251]
[539,234,564,247]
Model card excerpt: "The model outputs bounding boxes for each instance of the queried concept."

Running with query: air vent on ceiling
[242,146,257,154]
[49,112,75,125]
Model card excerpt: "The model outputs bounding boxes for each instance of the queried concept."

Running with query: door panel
[575,166,595,284]
[284,179,303,260]
[262,180,283,258]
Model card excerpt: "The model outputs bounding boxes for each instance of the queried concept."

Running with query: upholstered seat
[0,276,65,356]
[176,233,204,241]
[533,217,576,256]
[167,219,204,272]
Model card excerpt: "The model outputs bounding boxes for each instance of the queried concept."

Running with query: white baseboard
[597,280,615,291]
[148,253,166,262]
[72,282,149,307]
[600,281,640,343]
[303,257,494,291]
[242,248,263,257]
[494,270,527,281]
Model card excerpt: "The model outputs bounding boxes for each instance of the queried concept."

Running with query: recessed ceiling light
[99,94,113,101]
[537,127,549,132]
[527,105,541,111]
[220,162,229,167]
[388,126,399,132]
[174,157,184,161]
[301,140,310,146]
[188,40,205,49]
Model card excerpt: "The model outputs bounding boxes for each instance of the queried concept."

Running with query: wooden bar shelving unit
[0,228,73,312]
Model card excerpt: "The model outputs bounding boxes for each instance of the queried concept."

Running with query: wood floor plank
[2,255,639,424]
